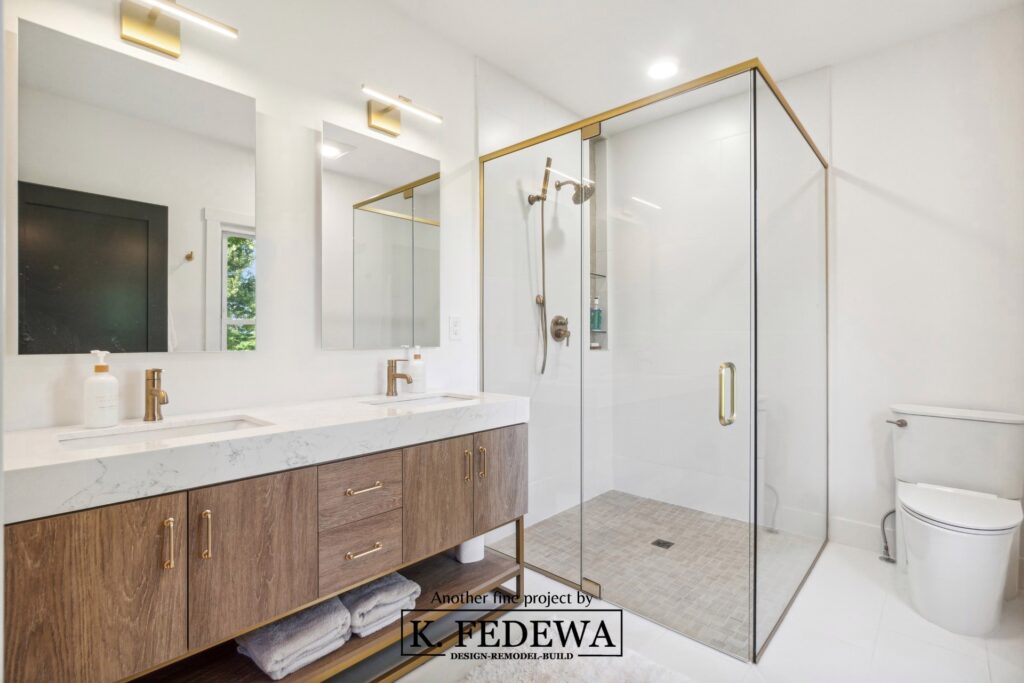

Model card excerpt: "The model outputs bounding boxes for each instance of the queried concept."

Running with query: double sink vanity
[4,392,529,682]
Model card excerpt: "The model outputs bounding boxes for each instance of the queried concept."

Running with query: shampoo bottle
[408,346,426,394]
[84,350,119,428]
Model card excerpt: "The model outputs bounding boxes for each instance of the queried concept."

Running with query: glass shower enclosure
[482,61,828,660]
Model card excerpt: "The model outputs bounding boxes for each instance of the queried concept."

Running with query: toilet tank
[891,404,1024,499]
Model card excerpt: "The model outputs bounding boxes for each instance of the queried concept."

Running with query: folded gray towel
[351,595,416,637]
[236,598,351,680]
[340,572,421,631]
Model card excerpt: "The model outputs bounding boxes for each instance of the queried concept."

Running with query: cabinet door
[5,493,187,683]
[188,469,317,648]
[403,435,474,563]
[473,424,528,534]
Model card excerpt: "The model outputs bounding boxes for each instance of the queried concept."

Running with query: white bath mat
[458,647,691,683]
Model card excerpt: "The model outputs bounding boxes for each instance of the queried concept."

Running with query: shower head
[555,179,595,205]
[527,157,553,205]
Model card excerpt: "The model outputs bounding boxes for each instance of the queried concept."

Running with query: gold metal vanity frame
[477,57,830,663]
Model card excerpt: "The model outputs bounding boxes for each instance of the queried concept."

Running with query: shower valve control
[551,315,571,346]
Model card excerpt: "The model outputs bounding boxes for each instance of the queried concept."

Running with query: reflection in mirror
[15,21,257,354]
[320,122,440,350]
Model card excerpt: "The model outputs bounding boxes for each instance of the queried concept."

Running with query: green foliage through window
[225,235,256,351]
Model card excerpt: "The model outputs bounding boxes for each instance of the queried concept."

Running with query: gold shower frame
[477,57,830,663]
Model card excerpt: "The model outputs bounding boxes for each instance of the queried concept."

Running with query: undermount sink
[362,393,474,408]
[58,416,268,451]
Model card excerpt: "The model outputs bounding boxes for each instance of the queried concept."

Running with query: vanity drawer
[319,450,402,529]
[319,508,403,596]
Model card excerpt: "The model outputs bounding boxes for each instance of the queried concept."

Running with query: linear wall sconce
[362,84,443,137]
[121,0,238,58]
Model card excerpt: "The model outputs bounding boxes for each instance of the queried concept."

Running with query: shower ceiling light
[319,142,355,159]
[647,59,679,80]
[129,0,239,39]
[361,85,443,124]
[632,196,662,210]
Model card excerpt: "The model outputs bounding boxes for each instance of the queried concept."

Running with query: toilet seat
[898,482,1023,534]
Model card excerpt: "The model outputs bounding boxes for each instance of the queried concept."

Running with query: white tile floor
[403,543,1024,683]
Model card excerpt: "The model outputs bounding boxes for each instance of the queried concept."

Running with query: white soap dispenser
[84,350,119,428]
[408,346,426,394]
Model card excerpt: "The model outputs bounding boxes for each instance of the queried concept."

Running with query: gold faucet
[144,369,169,421]
[386,359,413,397]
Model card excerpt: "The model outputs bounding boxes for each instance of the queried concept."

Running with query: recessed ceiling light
[319,142,354,160]
[647,59,679,80]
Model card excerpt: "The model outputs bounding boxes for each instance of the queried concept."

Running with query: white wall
[824,6,1024,557]
[3,0,479,430]
[18,85,255,352]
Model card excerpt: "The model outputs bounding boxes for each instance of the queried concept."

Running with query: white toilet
[891,404,1024,636]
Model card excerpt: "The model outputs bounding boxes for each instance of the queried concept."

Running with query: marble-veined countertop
[4,391,529,524]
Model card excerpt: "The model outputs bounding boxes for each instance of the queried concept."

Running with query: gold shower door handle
[478,446,488,478]
[201,509,213,559]
[162,517,175,569]
[719,362,736,426]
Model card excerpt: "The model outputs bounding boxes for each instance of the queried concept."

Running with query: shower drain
[651,539,675,549]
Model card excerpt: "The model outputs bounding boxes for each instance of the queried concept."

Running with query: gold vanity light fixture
[363,84,443,137]
[121,0,238,58]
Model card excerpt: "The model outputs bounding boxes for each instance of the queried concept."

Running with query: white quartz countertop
[4,391,529,524]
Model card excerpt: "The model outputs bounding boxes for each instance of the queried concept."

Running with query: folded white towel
[340,573,421,631]
[351,595,417,637]
[236,598,351,680]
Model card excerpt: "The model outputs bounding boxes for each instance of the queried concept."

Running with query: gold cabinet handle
[345,541,383,561]
[345,481,383,496]
[201,509,213,559]
[719,362,736,426]
[478,446,487,478]
[162,517,175,570]
[464,450,472,481]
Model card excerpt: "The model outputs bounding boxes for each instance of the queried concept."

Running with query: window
[222,231,256,350]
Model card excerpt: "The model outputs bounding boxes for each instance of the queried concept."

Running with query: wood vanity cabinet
[403,424,528,563]
[187,468,318,649]
[473,424,528,534]
[4,493,187,683]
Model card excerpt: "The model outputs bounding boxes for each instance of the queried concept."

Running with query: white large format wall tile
[3,0,481,431]
[824,6,1024,558]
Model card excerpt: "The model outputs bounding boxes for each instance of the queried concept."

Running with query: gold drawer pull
[346,541,383,561]
[163,517,175,569]
[345,481,383,497]
[464,450,472,481]
[478,446,487,478]
[201,509,213,559]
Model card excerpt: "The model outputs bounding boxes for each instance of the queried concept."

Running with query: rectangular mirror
[321,122,440,350]
[14,21,257,354]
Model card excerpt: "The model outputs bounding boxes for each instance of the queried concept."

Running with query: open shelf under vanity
[139,549,521,683]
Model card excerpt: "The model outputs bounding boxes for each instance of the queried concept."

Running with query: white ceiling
[388,0,1022,116]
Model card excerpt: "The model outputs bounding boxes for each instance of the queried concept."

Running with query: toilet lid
[900,484,1023,532]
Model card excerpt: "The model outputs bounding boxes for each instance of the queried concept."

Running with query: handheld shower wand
[528,157,552,373]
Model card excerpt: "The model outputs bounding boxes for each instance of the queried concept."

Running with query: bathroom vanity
[3,393,528,682]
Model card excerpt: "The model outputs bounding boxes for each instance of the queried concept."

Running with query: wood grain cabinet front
[473,424,528,535]
[318,450,402,529]
[4,493,187,683]
[187,468,318,649]
[402,435,475,563]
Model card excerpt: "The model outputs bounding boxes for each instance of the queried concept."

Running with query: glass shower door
[482,131,584,585]
[580,72,755,659]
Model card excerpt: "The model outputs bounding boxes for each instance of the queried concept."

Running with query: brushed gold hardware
[201,509,213,559]
[581,122,601,140]
[184,250,194,262]
[355,205,440,227]
[719,362,736,426]
[581,577,602,598]
[551,315,571,346]
[402,188,414,200]
[478,446,488,478]
[886,419,908,428]
[353,173,440,210]
[464,449,472,481]
[345,481,383,496]
[367,99,402,137]
[120,0,181,58]
[144,369,169,422]
[345,541,383,561]
[386,359,413,397]
[162,517,175,569]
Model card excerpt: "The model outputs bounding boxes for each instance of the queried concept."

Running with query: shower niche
[481,60,828,661]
